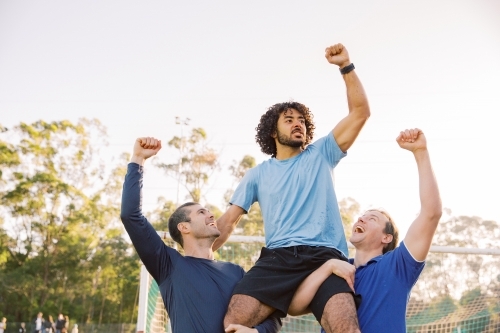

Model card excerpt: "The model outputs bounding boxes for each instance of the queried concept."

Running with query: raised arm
[288,259,355,316]
[212,204,245,251]
[397,129,442,261]
[325,43,370,152]
[120,137,164,278]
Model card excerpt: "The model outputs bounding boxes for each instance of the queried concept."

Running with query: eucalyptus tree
[156,127,220,203]
[0,119,138,323]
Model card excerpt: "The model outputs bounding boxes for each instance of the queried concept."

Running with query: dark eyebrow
[283,114,305,119]
[197,208,209,214]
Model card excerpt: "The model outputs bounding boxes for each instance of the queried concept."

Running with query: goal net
[136,233,500,333]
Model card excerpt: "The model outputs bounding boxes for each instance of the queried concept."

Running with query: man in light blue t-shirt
[214,43,370,333]
[289,128,442,333]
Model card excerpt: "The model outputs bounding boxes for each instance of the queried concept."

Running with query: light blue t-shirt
[230,132,348,256]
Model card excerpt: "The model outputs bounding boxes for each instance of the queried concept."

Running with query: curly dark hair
[255,101,315,157]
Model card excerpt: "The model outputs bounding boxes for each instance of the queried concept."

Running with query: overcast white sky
[1,0,499,241]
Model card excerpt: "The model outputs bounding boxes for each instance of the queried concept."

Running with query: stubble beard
[276,130,304,148]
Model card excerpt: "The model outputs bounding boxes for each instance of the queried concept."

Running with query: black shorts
[232,245,362,321]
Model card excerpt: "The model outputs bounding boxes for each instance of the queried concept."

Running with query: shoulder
[218,260,246,276]
[309,132,335,147]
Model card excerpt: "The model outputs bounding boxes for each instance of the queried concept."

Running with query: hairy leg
[320,293,360,333]
[224,294,275,328]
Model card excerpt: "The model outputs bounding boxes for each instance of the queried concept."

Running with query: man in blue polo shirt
[288,127,442,333]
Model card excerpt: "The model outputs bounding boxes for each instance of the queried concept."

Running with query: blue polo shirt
[321,242,425,333]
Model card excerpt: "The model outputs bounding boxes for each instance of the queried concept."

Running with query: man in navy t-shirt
[120,137,281,333]
[288,128,442,333]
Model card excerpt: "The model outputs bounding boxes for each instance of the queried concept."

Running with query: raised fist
[396,128,427,152]
[325,43,350,68]
[133,137,162,160]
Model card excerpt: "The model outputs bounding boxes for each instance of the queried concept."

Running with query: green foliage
[407,295,457,330]
[156,127,220,203]
[0,119,139,324]
[338,197,360,240]
[224,155,256,205]
[149,197,177,231]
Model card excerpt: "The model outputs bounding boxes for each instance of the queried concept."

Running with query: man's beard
[276,129,303,148]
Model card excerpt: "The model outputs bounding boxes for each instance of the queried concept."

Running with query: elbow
[361,105,371,121]
[425,204,443,224]
[120,205,134,224]
[352,105,370,125]
[119,212,129,224]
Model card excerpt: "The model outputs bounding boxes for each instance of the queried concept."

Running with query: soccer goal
[136,233,500,333]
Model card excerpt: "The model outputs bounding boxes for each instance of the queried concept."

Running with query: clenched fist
[131,136,162,165]
[396,128,427,153]
[325,43,350,68]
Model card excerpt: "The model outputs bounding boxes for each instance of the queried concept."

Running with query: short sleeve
[229,168,258,213]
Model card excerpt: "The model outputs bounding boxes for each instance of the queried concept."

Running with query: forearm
[343,70,370,118]
[255,317,282,333]
[288,261,335,316]
[405,148,442,260]
[120,163,166,278]
[332,69,370,152]
[212,205,244,251]
[414,149,442,219]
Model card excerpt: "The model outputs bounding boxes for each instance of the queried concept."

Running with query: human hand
[325,43,350,68]
[396,128,427,153]
[131,137,162,165]
[225,324,258,333]
[328,259,356,292]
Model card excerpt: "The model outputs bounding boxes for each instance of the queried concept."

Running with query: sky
[1,0,499,241]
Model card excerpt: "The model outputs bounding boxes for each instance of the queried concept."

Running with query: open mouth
[354,225,365,233]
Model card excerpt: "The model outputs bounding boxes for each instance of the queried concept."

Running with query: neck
[352,247,383,268]
[275,145,302,160]
[183,238,216,260]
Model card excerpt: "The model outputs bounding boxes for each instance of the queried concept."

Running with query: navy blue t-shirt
[121,163,281,333]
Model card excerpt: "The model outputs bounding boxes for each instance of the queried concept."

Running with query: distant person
[19,322,26,333]
[63,316,69,333]
[0,317,6,333]
[54,314,65,333]
[44,315,54,333]
[70,324,78,333]
[214,42,369,333]
[288,128,442,333]
[33,312,44,333]
[120,137,281,333]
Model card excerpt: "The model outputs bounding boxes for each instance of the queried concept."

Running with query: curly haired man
[214,43,370,333]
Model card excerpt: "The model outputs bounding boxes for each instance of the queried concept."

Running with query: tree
[148,197,177,231]
[223,155,265,236]
[338,197,360,241]
[411,213,500,302]
[0,119,139,324]
[156,127,220,203]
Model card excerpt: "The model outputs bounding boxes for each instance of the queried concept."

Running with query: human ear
[178,222,190,234]
[382,234,393,245]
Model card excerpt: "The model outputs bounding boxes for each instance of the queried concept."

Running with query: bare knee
[320,293,360,333]
[224,294,274,328]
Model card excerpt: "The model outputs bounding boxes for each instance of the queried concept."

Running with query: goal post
[137,233,500,333]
